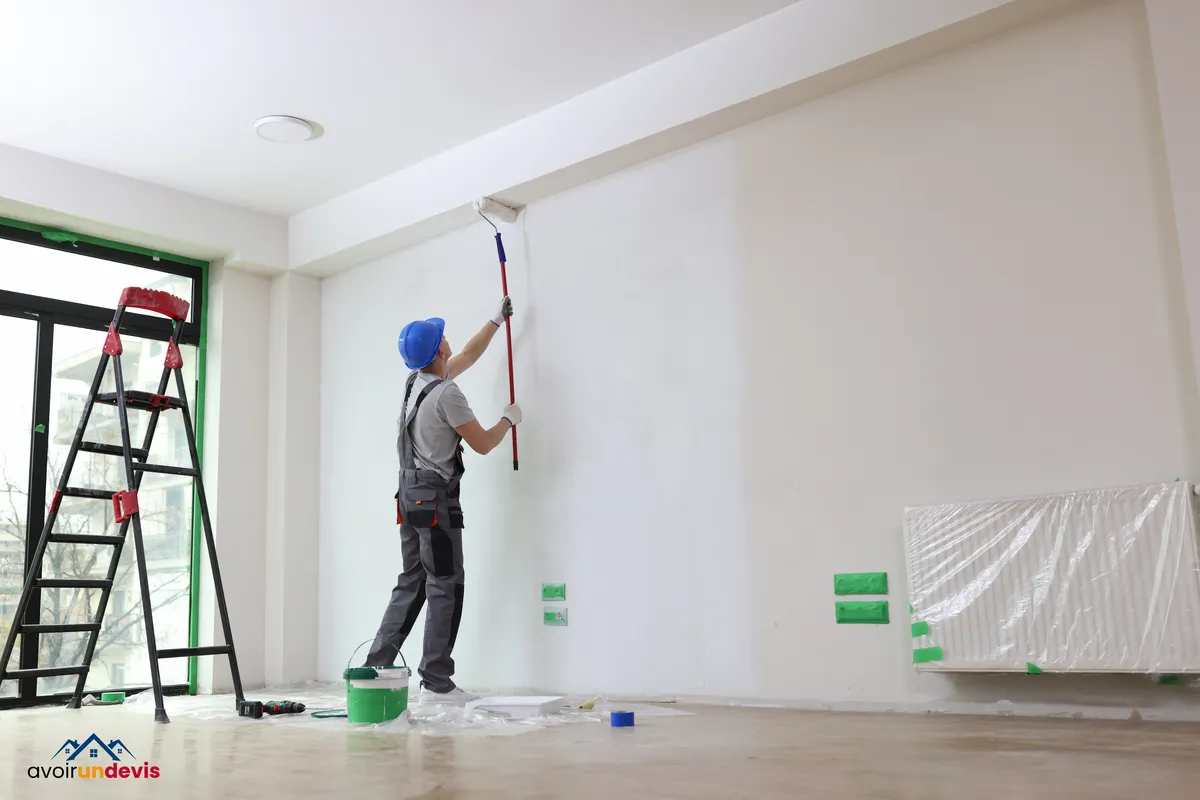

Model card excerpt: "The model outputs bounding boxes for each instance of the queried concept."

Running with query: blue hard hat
[398,317,445,370]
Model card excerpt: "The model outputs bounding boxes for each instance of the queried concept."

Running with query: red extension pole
[494,232,518,471]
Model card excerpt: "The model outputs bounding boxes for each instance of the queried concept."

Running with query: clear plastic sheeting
[125,684,690,737]
[903,481,1200,673]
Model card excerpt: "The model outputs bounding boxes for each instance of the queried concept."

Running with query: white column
[197,262,271,693]
[263,272,321,685]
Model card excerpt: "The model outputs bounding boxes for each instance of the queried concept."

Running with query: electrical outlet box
[542,583,567,602]
[543,608,568,626]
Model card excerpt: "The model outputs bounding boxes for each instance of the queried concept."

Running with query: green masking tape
[1156,675,1182,685]
[913,646,943,664]
[1025,663,1044,675]
[911,621,930,638]
[42,230,80,245]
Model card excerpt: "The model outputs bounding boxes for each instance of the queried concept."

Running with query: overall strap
[402,373,443,429]
[399,376,466,490]
[421,381,466,486]
[399,373,444,478]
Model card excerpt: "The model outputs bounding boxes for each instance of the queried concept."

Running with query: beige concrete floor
[2,700,1199,799]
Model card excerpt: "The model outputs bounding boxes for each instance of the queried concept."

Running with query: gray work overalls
[364,372,466,693]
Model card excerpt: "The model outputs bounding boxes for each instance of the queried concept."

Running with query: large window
[0,224,204,707]
[0,316,36,699]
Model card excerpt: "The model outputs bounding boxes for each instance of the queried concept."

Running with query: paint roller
[474,197,522,471]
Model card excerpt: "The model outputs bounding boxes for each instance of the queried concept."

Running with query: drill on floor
[238,700,306,719]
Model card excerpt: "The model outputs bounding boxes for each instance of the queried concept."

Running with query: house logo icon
[51,733,135,762]
[28,733,158,780]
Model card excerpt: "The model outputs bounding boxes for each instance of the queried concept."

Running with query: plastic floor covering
[123,683,691,738]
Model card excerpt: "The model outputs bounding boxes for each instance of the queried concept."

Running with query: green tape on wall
[1026,662,1044,675]
[833,572,888,596]
[835,601,889,624]
[913,646,943,664]
[911,621,930,637]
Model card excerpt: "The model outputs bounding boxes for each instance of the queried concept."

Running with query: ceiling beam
[289,0,1086,276]
[0,143,287,273]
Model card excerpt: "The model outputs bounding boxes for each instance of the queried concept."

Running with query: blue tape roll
[610,711,635,727]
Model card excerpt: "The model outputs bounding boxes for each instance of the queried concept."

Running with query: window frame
[0,224,203,345]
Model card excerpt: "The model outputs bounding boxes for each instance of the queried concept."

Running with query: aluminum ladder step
[94,391,181,411]
[35,578,112,590]
[133,463,199,477]
[157,645,231,659]
[79,441,149,460]
[2,665,88,679]
[47,533,123,546]
[62,487,117,500]
[20,623,101,634]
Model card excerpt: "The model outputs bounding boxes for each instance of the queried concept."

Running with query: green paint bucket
[343,665,410,724]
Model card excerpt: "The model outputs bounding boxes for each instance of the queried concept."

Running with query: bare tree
[0,450,191,695]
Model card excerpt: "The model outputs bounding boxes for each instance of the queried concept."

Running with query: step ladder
[0,287,244,723]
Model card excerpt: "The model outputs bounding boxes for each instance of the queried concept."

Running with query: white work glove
[491,296,514,328]
[502,402,523,427]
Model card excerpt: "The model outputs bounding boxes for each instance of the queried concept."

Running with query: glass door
[0,316,36,699]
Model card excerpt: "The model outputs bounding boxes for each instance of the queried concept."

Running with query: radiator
[903,482,1200,673]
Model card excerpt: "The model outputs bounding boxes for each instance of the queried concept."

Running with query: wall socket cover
[833,572,888,596]
[543,608,568,626]
[835,600,890,624]
[542,583,566,601]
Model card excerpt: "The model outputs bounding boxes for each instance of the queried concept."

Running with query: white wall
[1144,0,1200,407]
[319,0,1200,710]
[320,131,752,694]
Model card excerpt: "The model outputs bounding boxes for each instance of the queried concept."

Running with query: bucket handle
[346,638,408,671]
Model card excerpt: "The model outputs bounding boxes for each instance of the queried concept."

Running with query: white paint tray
[466,695,565,718]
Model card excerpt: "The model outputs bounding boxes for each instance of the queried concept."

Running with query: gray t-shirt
[404,373,476,480]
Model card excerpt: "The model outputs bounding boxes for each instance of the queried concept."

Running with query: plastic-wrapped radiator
[904,482,1200,673]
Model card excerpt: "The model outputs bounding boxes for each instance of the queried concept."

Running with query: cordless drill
[238,700,306,719]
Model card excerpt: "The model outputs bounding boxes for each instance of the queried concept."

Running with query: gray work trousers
[364,506,465,692]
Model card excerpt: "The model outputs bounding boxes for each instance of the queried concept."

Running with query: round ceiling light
[254,115,322,144]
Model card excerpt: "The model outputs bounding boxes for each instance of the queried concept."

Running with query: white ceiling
[0,0,795,215]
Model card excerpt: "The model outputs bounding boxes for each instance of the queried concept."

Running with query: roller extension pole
[494,232,519,470]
